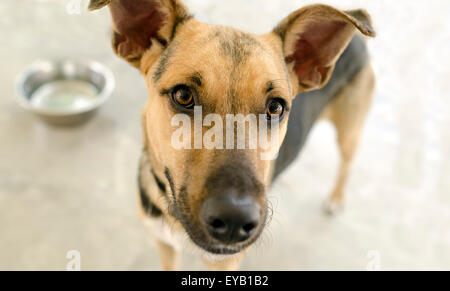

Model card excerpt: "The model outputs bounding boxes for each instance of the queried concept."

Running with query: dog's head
[90,0,374,254]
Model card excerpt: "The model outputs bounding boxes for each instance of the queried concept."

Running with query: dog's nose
[201,193,261,244]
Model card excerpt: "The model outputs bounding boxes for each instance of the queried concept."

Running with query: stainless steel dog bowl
[16,59,115,125]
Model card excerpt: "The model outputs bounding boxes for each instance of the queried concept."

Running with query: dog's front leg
[321,64,375,215]
[202,253,244,271]
[154,239,181,271]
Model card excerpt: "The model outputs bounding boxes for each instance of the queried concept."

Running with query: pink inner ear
[110,0,167,58]
[285,20,346,88]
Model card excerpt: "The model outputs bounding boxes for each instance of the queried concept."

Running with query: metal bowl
[16,59,115,126]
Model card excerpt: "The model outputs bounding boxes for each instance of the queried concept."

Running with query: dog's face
[141,23,288,254]
[90,0,374,254]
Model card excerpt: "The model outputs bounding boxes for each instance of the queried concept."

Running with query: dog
[89,0,375,270]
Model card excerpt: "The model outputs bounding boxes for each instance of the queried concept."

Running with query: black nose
[201,193,261,244]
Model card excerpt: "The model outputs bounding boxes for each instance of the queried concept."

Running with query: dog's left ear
[273,4,375,93]
[89,0,190,68]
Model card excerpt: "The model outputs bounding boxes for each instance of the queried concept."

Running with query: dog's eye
[172,85,195,109]
[266,98,285,120]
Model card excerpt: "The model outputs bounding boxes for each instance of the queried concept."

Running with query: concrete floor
[1,0,450,270]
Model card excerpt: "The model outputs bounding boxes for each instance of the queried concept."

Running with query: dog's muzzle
[201,191,261,244]
[198,162,266,249]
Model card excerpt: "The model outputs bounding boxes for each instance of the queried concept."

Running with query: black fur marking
[216,31,261,66]
[227,77,239,113]
[273,35,369,180]
[190,73,203,87]
[138,174,162,217]
[152,43,176,83]
[155,35,168,48]
[273,25,287,42]
[151,170,167,196]
[164,167,177,201]
[266,81,275,93]
[151,12,193,83]
[170,14,193,40]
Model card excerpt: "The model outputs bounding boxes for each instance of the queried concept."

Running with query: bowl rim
[15,59,115,116]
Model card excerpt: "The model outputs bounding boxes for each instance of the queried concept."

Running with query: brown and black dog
[89,0,375,270]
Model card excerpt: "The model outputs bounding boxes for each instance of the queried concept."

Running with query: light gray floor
[1,0,449,270]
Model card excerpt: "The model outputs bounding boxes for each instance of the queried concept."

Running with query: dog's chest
[142,215,236,262]
[142,215,185,251]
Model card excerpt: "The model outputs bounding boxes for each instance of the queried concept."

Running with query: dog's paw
[322,197,344,216]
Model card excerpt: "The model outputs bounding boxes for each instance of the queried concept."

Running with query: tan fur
[140,20,290,220]
[155,240,180,271]
[90,0,375,270]
[202,253,245,271]
[321,64,375,214]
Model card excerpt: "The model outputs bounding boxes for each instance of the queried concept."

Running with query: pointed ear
[273,4,375,92]
[89,0,191,68]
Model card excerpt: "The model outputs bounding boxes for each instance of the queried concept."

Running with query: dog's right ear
[89,0,191,68]
[273,4,375,93]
